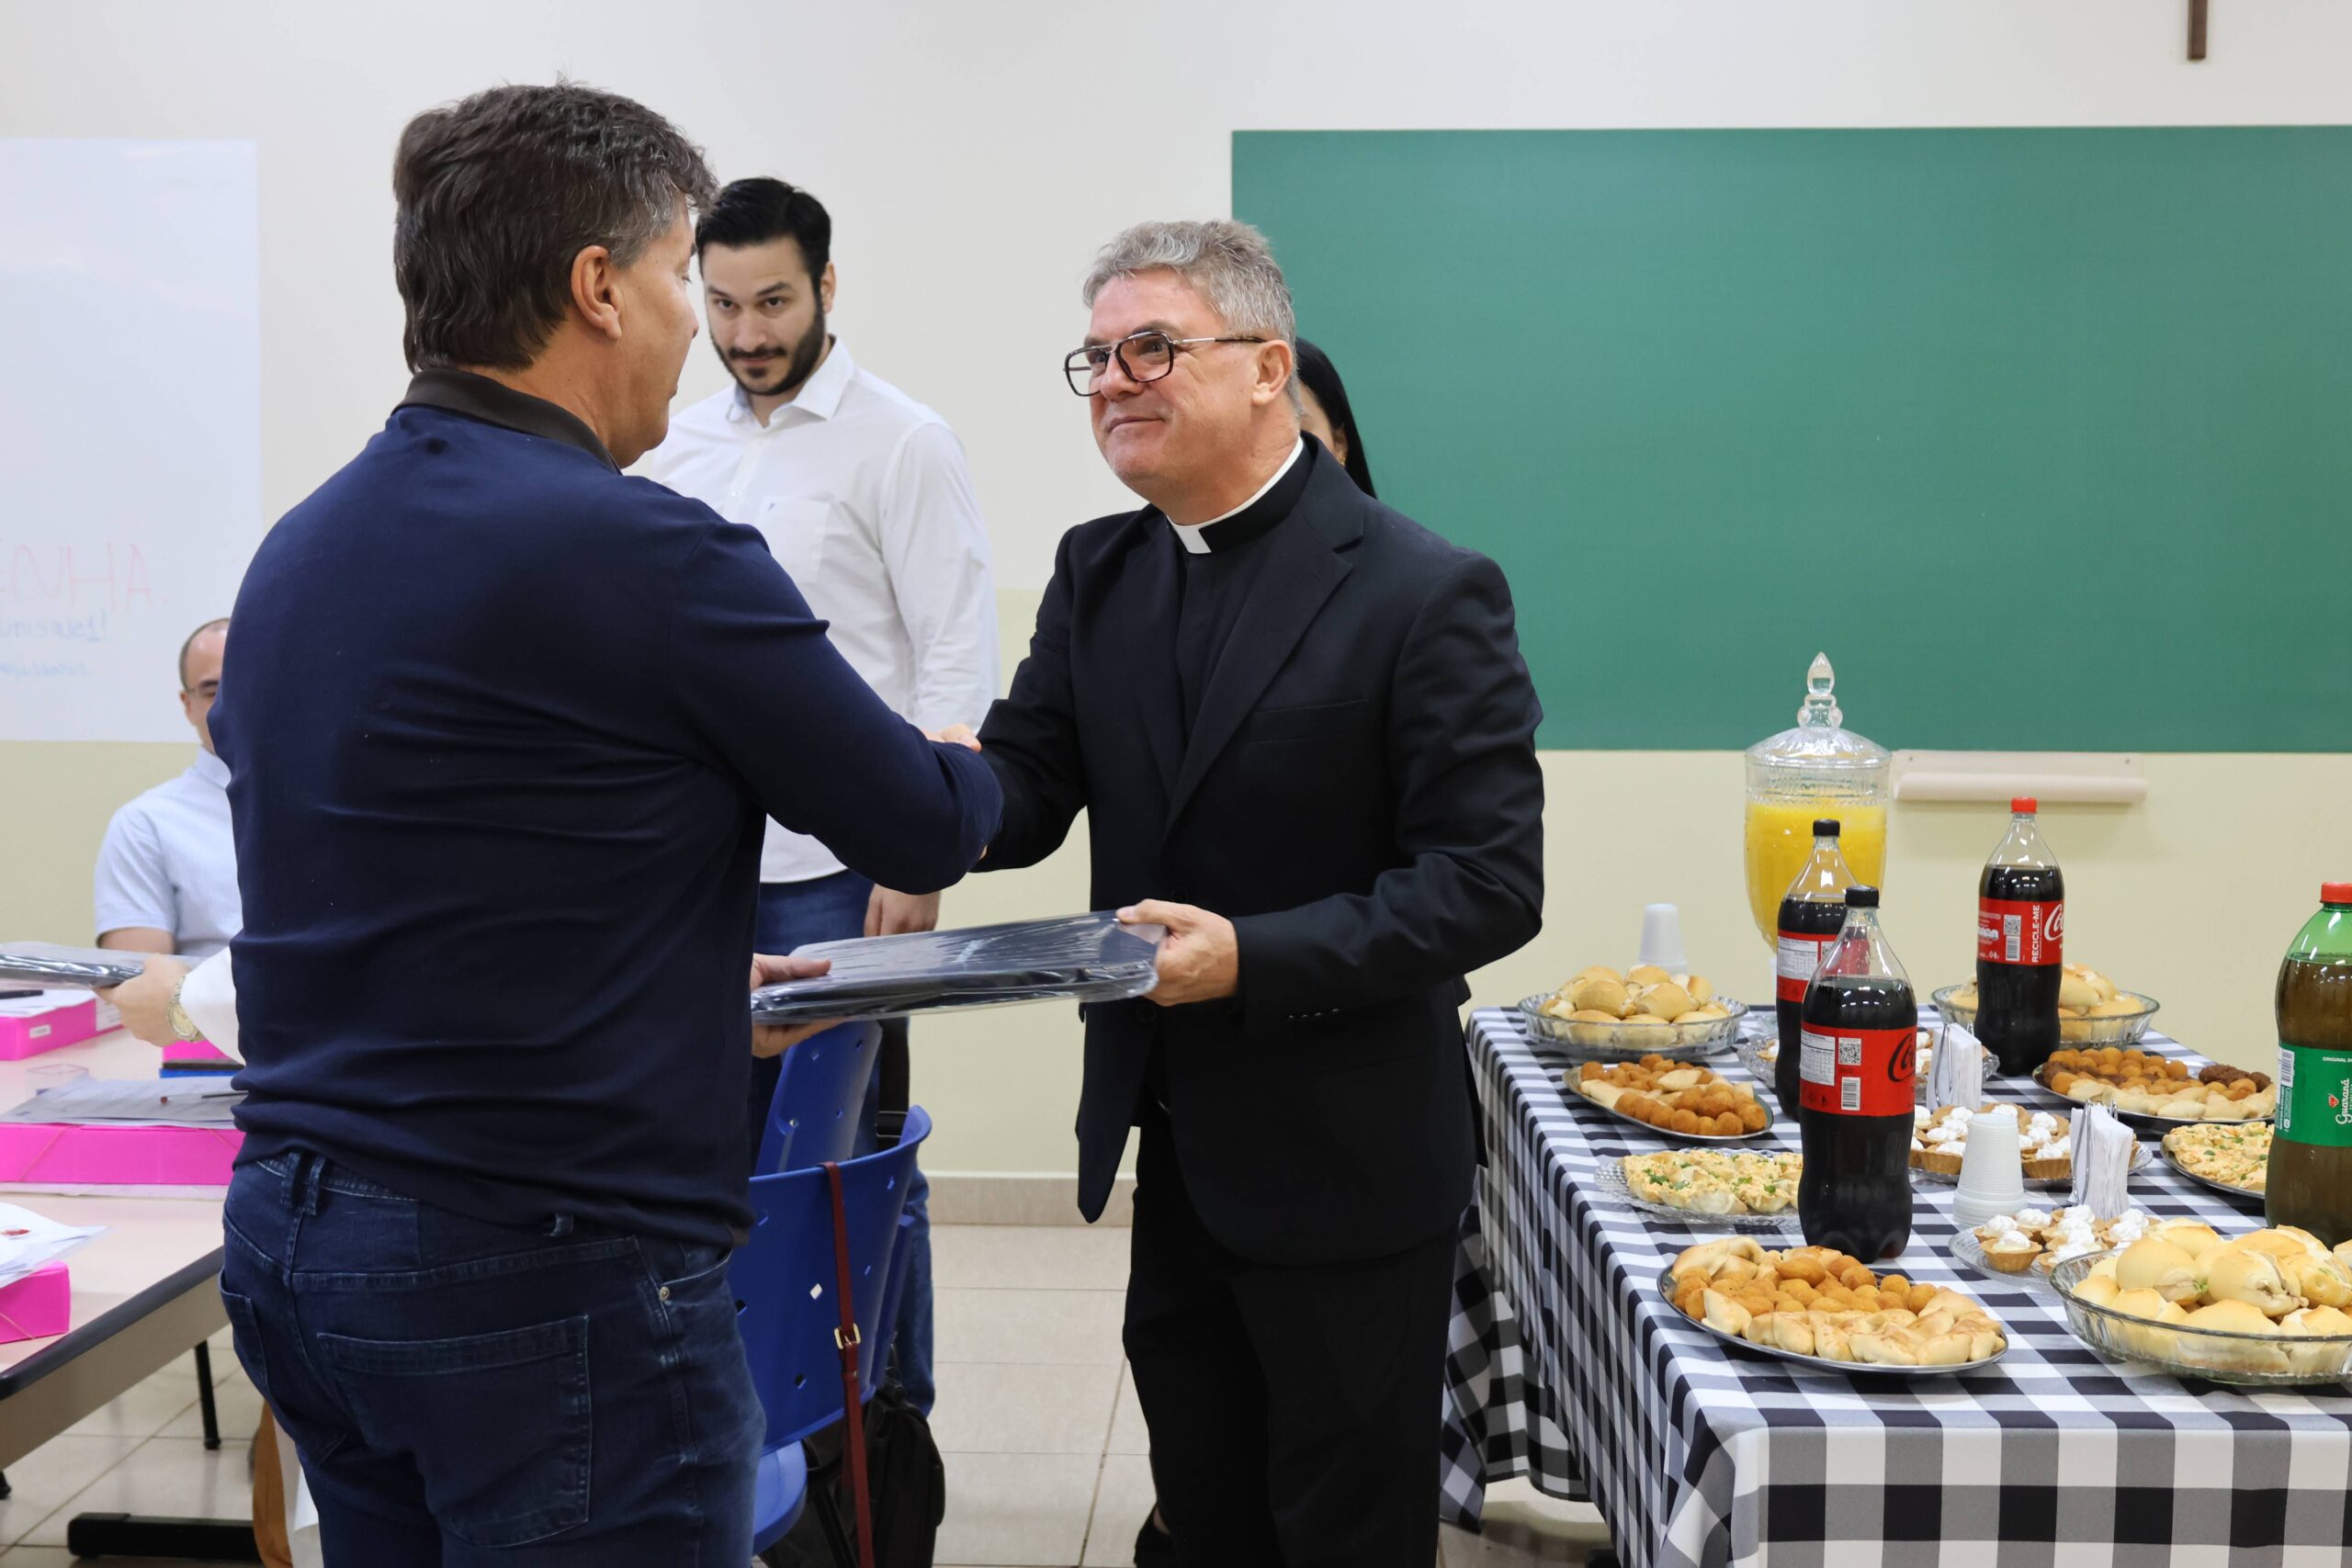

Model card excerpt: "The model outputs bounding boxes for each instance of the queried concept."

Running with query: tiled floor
[0,1225,1610,1566]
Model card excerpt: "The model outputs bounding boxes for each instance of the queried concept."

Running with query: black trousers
[1124,1114,1456,1568]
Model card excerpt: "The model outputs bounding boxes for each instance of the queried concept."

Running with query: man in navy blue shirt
[210,83,999,1566]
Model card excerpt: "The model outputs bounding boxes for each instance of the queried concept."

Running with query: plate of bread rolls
[2052,1225,2352,1384]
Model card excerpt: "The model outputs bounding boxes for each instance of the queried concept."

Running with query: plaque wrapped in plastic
[748,912,1165,1024]
[0,943,148,989]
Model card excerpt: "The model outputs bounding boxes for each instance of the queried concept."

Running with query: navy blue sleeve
[663,514,1001,894]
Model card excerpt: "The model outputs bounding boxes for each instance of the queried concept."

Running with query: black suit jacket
[978,449,1545,1264]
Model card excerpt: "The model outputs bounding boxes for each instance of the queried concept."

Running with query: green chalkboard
[1233,130,2351,751]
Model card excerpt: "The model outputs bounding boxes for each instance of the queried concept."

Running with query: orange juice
[1744,801,1886,942]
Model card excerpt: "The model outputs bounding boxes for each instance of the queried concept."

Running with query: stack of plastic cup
[1951,1109,2028,1229]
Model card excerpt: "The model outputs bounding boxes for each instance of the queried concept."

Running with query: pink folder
[0,998,98,1061]
[0,1124,242,1185]
[0,1265,72,1343]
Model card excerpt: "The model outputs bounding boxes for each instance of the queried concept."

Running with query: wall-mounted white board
[0,141,261,741]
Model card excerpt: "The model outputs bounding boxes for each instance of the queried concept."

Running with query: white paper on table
[0,1201,103,1291]
[0,988,89,1019]
[1928,1021,1985,1111]
[0,1078,241,1128]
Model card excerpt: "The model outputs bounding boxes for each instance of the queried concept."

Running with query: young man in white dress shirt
[94,616,242,958]
[638,177,996,1411]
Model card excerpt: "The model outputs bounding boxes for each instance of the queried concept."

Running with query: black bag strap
[874,1017,910,1148]
[821,1161,877,1568]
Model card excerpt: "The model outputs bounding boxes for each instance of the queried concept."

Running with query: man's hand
[866,886,942,938]
[96,956,191,1048]
[749,953,841,1058]
[922,727,989,862]
[1119,900,1239,1007]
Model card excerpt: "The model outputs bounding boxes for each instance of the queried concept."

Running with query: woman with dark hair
[1293,337,1376,496]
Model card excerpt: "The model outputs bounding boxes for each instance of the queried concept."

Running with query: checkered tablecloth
[1438,1007,2352,1568]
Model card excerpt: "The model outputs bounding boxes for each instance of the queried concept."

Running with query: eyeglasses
[1064,331,1265,396]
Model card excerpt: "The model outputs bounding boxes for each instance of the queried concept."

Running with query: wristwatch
[166,975,203,1043]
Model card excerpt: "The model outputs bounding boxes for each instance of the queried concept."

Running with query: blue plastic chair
[755,1021,883,1175]
[737,1104,931,1554]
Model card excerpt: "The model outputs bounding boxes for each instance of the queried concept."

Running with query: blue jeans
[755,873,936,1413]
[220,1153,763,1566]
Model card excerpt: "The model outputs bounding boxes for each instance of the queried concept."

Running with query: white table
[0,1026,240,1556]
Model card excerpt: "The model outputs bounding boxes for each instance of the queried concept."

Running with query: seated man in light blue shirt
[93,616,241,958]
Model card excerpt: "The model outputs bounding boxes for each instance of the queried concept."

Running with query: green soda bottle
[2267,883,2352,1245]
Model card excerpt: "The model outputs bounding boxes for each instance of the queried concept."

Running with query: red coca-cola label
[1977,898,2064,967]
[1797,1026,1916,1116]
[1775,931,1838,1004]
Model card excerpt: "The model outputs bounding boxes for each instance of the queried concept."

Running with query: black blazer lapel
[1163,489,1359,830]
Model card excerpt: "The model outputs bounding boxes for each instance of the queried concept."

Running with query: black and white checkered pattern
[1440,1007,2352,1567]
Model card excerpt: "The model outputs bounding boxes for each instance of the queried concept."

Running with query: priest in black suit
[967,220,1545,1567]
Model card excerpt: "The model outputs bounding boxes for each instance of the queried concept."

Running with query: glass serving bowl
[2050,1250,2352,1386]
[1519,995,1748,1062]
[1932,985,2160,1048]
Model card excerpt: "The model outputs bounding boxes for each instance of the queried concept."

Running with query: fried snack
[2042,1047,2274,1122]
[1667,1241,2008,1367]
[1572,1057,1769,1139]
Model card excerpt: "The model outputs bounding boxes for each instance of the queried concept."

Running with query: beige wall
[5,3,2349,1179]
[862,748,2352,1172]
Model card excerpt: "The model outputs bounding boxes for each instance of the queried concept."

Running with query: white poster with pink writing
[0,140,260,741]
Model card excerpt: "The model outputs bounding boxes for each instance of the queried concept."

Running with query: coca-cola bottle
[1797,886,1917,1261]
[1976,796,2065,1076]
[1774,819,1859,1113]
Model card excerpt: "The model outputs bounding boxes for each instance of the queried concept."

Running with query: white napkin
[0,1201,102,1291]
[2068,1103,2136,1217]
[1927,1021,1984,1112]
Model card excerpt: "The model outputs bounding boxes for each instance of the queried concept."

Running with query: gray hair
[1082,220,1300,410]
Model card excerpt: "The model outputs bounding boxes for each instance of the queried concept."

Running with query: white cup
[1636,904,1688,972]
[1950,1109,2029,1229]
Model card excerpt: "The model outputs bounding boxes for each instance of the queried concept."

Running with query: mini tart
[1910,1105,2072,1181]
[2021,1145,2072,1183]
[1977,1232,2043,1273]
[1917,1145,1964,1178]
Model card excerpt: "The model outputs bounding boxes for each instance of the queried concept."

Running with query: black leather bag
[760,1380,945,1568]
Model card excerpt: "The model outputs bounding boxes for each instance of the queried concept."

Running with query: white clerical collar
[1167,439,1306,555]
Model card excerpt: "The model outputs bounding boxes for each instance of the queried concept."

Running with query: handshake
[923,720,1235,1008]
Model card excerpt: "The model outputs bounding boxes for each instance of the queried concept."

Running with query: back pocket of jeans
[315,1315,592,1548]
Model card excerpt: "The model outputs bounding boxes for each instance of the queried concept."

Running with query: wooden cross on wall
[2189,0,2209,61]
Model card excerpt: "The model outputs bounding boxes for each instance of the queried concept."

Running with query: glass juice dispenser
[1744,653,1892,947]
